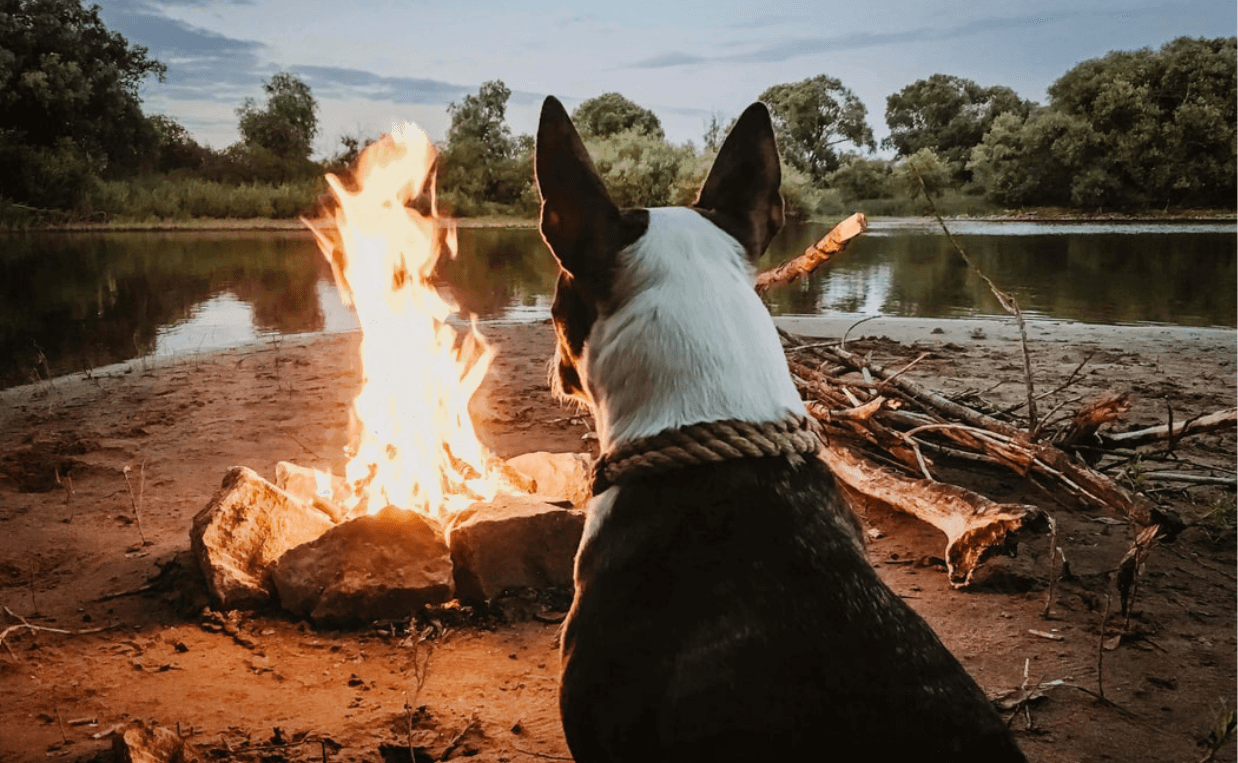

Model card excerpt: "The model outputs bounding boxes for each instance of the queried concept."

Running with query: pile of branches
[758,213,1236,588]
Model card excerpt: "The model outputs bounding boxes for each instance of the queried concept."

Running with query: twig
[840,315,881,350]
[513,748,574,761]
[122,461,149,545]
[1097,590,1111,700]
[754,213,867,294]
[0,606,118,651]
[1042,515,1060,619]
[909,163,1039,437]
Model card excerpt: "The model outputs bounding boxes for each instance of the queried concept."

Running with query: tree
[439,80,531,213]
[236,72,319,162]
[759,75,876,185]
[1046,36,1236,208]
[884,74,1033,184]
[0,0,166,206]
[579,130,689,208]
[571,93,664,139]
[829,156,894,201]
[967,110,1099,208]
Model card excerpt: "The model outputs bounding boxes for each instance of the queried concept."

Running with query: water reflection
[1,220,1234,388]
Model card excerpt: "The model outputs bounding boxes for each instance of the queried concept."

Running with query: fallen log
[754,213,867,295]
[820,445,1048,588]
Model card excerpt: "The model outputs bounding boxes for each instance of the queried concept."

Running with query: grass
[86,176,326,222]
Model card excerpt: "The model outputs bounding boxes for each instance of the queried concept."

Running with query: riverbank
[16,207,1237,233]
[1,319,1233,763]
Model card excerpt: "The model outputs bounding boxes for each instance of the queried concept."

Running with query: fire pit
[188,125,592,625]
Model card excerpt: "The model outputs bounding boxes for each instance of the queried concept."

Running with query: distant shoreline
[17,209,1236,233]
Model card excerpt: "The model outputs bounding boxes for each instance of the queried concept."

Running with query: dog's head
[535,96,801,448]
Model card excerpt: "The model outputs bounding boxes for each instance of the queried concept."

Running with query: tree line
[1,0,1233,223]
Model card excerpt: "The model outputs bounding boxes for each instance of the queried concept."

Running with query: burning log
[820,445,1047,587]
[754,213,867,295]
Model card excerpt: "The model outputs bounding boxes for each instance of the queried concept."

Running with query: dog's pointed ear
[693,102,784,261]
[536,96,620,286]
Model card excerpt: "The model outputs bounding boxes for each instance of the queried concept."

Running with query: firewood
[820,445,1047,587]
[754,213,867,295]
[1102,408,1237,448]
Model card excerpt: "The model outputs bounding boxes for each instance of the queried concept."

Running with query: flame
[305,124,500,520]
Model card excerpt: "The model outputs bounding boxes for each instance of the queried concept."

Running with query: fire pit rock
[190,466,335,610]
[447,494,585,602]
[272,506,454,625]
[505,451,593,508]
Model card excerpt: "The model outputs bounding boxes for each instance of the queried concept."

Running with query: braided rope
[593,414,823,491]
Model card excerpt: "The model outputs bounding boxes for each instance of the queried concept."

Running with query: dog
[535,95,1027,763]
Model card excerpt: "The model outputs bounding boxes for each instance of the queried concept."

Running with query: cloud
[292,66,474,104]
[627,7,1161,68]
[98,0,267,101]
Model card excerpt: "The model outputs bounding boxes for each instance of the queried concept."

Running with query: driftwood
[752,214,1231,586]
[1102,408,1237,449]
[754,213,867,295]
[820,445,1047,587]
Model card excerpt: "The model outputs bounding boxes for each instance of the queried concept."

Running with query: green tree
[0,0,165,207]
[439,80,533,214]
[236,72,319,162]
[571,92,664,139]
[580,130,689,208]
[759,75,876,185]
[884,74,1033,184]
[829,156,894,200]
[1046,36,1236,208]
[967,110,1099,207]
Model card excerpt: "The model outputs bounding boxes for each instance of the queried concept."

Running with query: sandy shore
[0,319,1234,763]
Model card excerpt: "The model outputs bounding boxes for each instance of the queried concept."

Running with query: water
[1,220,1233,388]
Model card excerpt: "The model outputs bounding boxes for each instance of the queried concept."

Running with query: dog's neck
[581,207,805,452]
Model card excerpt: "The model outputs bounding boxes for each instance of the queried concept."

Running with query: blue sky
[97,0,1236,159]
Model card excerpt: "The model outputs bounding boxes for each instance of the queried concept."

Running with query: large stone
[505,451,593,507]
[190,466,335,610]
[447,494,585,602]
[272,506,454,625]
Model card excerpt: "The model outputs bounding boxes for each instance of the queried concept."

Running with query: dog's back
[535,95,1027,763]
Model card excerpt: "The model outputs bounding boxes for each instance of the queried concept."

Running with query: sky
[96,0,1236,159]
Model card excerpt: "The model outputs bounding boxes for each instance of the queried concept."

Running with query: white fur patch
[578,485,619,560]
[582,207,805,450]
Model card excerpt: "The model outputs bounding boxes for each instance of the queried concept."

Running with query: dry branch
[820,445,1047,587]
[1104,408,1237,448]
[754,213,867,295]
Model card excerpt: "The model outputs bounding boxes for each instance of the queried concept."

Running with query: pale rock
[111,720,194,763]
[272,506,454,625]
[447,494,585,602]
[190,466,334,610]
[505,451,593,507]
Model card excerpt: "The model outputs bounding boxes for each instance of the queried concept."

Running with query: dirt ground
[0,318,1234,763]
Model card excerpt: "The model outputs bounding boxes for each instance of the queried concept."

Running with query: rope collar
[591,414,823,494]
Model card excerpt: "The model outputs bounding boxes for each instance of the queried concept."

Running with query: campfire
[189,125,591,625]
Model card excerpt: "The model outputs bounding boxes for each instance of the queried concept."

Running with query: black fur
[560,456,1026,762]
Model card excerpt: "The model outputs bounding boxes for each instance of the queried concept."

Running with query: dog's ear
[693,102,784,261]
[536,96,620,290]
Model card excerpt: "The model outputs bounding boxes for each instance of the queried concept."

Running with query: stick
[1105,408,1236,448]
[123,461,149,546]
[909,165,1039,437]
[754,213,867,295]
